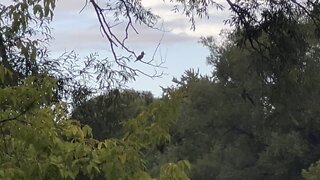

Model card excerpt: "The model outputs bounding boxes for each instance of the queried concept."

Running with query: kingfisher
[135,51,145,62]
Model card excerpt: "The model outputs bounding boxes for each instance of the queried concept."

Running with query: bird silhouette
[135,51,145,62]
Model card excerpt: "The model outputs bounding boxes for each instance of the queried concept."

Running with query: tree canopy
[72,89,155,140]
[2,0,320,179]
[149,2,320,178]
[0,0,190,179]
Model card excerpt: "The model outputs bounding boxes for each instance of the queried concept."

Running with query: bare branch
[79,0,88,13]
[88,0,164,80]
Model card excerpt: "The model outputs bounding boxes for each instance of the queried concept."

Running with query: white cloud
[171,23,227,37]
[141,0,164,8]
[140,0,230,38]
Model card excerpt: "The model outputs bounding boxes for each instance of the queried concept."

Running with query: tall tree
[155,19,320,179]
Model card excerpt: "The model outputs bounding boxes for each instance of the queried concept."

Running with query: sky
[3,0,231,96]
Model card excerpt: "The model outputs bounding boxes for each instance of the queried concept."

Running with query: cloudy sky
[5,0,232,96]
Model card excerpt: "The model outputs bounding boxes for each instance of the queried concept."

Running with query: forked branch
[89,0,165,79]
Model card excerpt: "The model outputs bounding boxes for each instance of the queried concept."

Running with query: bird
[135,51,145,62]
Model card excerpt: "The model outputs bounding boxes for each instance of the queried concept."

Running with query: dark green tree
[72,89,155,140]
[156,16,320,179]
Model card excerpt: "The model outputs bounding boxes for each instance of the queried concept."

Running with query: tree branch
[88,0,165,79]
[0,101,35,125]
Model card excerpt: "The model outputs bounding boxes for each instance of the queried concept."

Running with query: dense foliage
[156,29,320,179]
[72,89,154,140]
[153,5,320,180]
[2,0,320,179]
[0,0,190,179]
